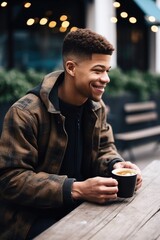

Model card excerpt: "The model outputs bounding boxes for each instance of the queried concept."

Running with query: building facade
[0,0,160,73]
[86,0,160,73]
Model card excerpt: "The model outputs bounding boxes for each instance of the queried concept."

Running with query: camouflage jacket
[0,71,123,239]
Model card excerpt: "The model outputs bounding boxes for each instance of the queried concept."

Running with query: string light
[129,17,137,24]
[113,1,120,8]
[59,26,67,32]
[70,27,78,32]
[120,12,128,18]
[1,1,7,7]
[148,16,156,23]
[39,18,48,25]
[48,21,57,28]
[151,25,158,32]
[110,17,118,23]
[24,2,31,8]
[26,18,35,26]
[25,1,158,34]
[60,15,68,21]
[61,21,70,28]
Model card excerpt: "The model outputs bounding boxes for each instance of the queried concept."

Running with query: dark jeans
[26,217,57,239]
[26,207,73,239]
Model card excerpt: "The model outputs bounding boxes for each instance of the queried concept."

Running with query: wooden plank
[115,125,160,141]
[34,199,127,240]
[34,161,160,240]
[129,210,160,240]
[125,112,158,124]
[124,101,156,112]
[89,162,160,240]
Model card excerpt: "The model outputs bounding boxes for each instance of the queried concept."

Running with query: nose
[100,72,110,83]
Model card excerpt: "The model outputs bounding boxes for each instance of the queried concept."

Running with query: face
[65,54,111,104]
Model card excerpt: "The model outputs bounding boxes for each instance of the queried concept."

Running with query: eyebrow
[93,65,112,70]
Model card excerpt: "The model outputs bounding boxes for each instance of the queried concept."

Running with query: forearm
[0,168,68,208]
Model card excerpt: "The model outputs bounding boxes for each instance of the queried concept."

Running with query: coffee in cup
[112,168,137,198]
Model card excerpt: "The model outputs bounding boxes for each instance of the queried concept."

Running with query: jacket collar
[35,70,102,113]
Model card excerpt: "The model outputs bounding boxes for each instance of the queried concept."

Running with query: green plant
[143,71,160,95]
[107,67,128,96]
[25,68,45,85]
[0,67,160,104]
[0,69,30,103]
[124,69,148,100]
[0,68,44,103]
[106,68,160,100]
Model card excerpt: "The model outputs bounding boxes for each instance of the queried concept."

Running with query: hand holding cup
[112,168,138,198]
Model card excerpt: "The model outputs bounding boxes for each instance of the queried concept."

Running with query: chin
[92,97,101,102]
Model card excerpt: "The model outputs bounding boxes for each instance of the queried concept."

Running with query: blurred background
[1,0,160,72]
[0,0,160,167]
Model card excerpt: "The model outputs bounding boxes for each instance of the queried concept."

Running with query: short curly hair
[62,28,114,58]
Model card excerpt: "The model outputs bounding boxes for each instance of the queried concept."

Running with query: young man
[0,28,142,239]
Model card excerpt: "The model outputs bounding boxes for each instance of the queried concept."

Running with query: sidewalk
[118,141,160,170]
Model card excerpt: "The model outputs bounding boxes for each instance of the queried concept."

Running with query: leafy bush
[106,68,160,100]
[0,68,45,103]
[25,68,45,85]
[107,67,128,96]
[124,70,148,100]
[0,67,160,104]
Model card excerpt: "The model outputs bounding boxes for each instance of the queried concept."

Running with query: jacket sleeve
[92,100,125,177]
[0,106,72,209]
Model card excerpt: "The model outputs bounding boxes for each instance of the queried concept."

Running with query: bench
[114,101,160,160]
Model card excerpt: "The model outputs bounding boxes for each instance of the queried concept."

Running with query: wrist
[109,158,124,172]
[113,162,122,169]
[71,181,83,200]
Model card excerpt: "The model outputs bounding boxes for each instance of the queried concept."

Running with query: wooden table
[35,160,160,240]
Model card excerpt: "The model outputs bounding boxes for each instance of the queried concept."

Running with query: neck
[58,76,87,106]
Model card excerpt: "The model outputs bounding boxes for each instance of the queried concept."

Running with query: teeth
[96,87,104,89]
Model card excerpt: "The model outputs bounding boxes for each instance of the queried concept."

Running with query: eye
[94,69,103,74]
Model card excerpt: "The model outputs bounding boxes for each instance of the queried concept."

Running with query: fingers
[113,161,143,192]
[114,161,140,172]
[97,177,118,187]
[97,193,118,204]
[94,177,118,203]
[75,177,118,204]
[123,162,143,191]
[135,174,143,191]
[94,181,118,203]
[135,182,142,191]
[115,161,139,171]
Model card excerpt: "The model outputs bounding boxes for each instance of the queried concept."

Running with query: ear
[65,61,76,76]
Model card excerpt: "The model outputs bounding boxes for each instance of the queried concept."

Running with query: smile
[92,84,106,91]
[92,85,105,94]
